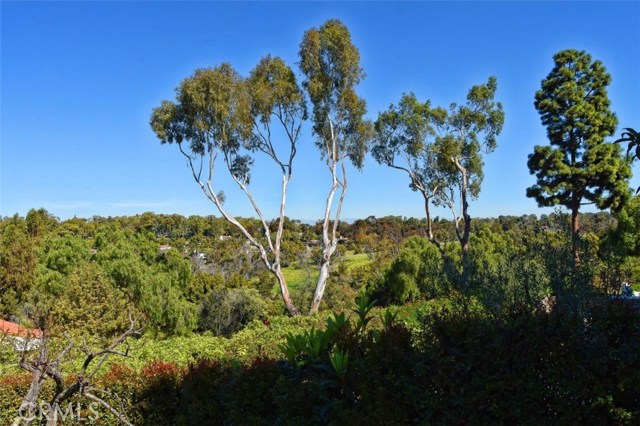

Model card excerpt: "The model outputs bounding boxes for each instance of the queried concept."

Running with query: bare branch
[85,392,134,426]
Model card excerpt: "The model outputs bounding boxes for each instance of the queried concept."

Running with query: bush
[418,302,640,424]
[1,299,637,425]
[198,287,267,336]
[371,236,450,305]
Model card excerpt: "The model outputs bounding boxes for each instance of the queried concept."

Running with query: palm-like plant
[616,127,640,193]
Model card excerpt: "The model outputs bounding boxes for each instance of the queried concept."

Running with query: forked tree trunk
[309,120,343,315]
[460,183,471,285]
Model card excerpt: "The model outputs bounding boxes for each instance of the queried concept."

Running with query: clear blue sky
[2,1,639,222]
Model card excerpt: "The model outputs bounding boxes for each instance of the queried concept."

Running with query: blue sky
[2,1,639,222]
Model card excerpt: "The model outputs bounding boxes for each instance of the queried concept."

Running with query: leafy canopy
[527,49,631,211]
[150,63,254,183]
[299,18,371,168]
[433,76,504,200]
[372,92,444,196]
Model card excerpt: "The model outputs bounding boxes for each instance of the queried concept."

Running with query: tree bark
[571,205,581,268]
[459,179,472,297]
[424,194,435,243]
[272,266,298,316]
[20,371,45,425]
[309,119,343,315]
[19,338,50,425]
[18,323,139,426]
[310,256,331,314]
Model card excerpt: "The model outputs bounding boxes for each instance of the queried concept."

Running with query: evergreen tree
[527,49,631,265]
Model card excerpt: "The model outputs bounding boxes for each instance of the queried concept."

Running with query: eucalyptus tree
[150,58,306,316]
[299,19,372,314]
[527,49,631,266]
[426,77,504,280]
[375,78,503,284]
[373,93,446,242]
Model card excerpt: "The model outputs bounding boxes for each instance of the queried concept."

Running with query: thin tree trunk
[571,205,580,268]
[460,187,472,299]
[310,211,340,314]
[454,159,472,291]
[273,266,298,315]
[424,194,435,243]
[18,338,51,426]
[310,258,331,314]
[20,370,45,425]
[309,119,342,315]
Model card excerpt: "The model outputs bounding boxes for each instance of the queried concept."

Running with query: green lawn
[281,251,371,291]
[343,251,370,269]
[282,266,318,290]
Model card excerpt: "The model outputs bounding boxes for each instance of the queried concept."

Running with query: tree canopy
[527,49,632,263]
[299,19,373,314]
[150,58,307,316]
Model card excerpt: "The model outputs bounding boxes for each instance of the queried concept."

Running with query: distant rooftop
[0,319,42,339]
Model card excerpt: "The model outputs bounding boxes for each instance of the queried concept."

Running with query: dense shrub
[370,236,450,305]
[198,287,267,336]
[418,301,640,425]
[1,300,637,425]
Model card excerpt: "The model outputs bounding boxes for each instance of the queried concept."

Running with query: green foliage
[49,262,135,338]
[376,249,421,304]
[432,76,504,201]
[247,54,307,128]
[198,287,267,337]
[599,195,640,291]
[0,216,37,317]
[151,63,252,154]
[419,303,640,424]
[185,272,224,303]
[280,311,349,367]
[2,298,638,425]
[611,195,640,256]
[93,225,198,336]
[328,347,349,382]
[34,233,91,298]
[528,50,632,228]
[299,18,371,168]
[371,236,449,305]
[25,208,58,238]
[150,51,307,316]
[467,226,551,315]
[4,205,640,424]
[616,127,640,194]
[372,92,442,198]
[372,78,504,305]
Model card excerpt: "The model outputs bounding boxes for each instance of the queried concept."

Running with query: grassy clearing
[342,251,370,270]
[281,251,372,292]
[282,266,318,291]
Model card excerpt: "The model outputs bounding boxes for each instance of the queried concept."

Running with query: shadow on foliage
[132,301,639,425]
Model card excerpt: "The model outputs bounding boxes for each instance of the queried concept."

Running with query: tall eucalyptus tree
[374,78,504,289]
[150,58,306,316]
[373,93,445,242]
[432,77,504,265]
[299,19,372,314]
